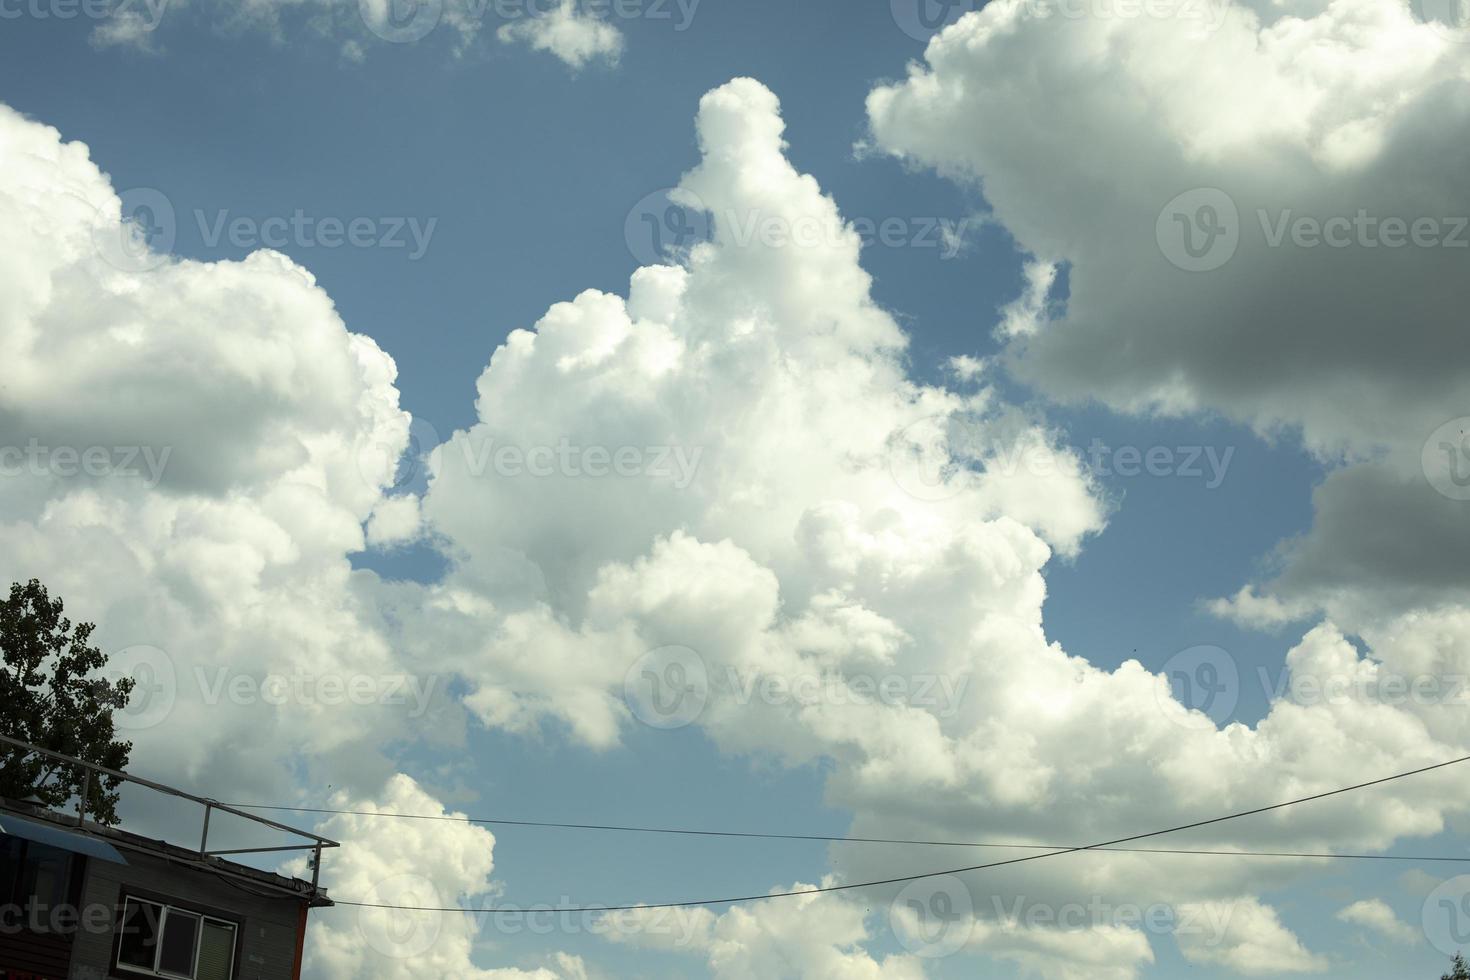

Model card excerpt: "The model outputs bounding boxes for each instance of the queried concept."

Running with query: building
[0,737,337,980]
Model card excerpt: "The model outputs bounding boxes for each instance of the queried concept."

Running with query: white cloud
[866,0,1470,621]
[1206,586,1316,631]
[1214,462,1470,627]
[497,0,624,68]
[401,76,1470,978]
[608,882,924,979]
[88,9,165,51]
[961,917,1156,980]
[1336,898,1418,944]
[287,775,586,980]
[93,0,628,69]
[0,100,437,813]
[413,77,1109,772]
[367,494,424,547]
[946,354,985,381]
[1176,899,1327,974]
[11,45,1470,978]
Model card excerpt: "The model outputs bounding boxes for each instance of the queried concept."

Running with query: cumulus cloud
[0,100,440,816]
[396,75,1470,977]
[1177,898,1327,974]
[866,0,1470,621]
[1336,898,1418,944]
[1214,462,1470,627]
[366,494,424,547]
[412,77,1107,770]
[496,0,624,68]
[11,37,1470,976]
[960,917,1156,980]
[608,881,924,979]
[287,775,587,980]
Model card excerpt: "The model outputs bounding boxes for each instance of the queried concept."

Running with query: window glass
[0,837,23,906]
[1,840,74,915]
[195,920,236,980]
[116,897,236,980]
[21,845,71,909]
[117,898,164,970]
[158,908,200,976]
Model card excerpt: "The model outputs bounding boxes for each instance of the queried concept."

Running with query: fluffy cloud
[959,918,1156,980]
[366,493,424,547]
[0,101,577,980]
[288,775,587,980]
[1335,898,1419,944]
[0,100,439,814]
[497,0,624,68]
[867,0,1468,458]
[1216,462,1470,627]
[866,0,1470,621]
[1177,898,1328,974]
[10,35,1470,977]
[413,77,1107,774]
[395,75,1470,977]
[608,881,924,979]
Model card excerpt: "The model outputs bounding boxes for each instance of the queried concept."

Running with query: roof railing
[0,733,340,895]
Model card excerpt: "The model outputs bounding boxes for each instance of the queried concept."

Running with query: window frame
[111,892,240,980]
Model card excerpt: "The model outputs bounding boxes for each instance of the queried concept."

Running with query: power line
[225,804,1470,865]
[317,752,1470,914]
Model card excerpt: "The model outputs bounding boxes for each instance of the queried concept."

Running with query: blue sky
[3,0,1469,977]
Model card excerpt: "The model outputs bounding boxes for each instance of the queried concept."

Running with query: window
[114,897,236,980]
[21,846,71,909]
[0,836,24,905]
[0,836,78,934]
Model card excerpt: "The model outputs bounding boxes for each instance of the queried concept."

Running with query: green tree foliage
[1444,952,1470,980]
[0,580,134,825]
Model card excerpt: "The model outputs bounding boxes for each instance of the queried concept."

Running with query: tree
[0,580,134,825]
[1444,952,1470,980]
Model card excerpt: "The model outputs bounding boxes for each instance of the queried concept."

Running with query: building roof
[0,798,335,908]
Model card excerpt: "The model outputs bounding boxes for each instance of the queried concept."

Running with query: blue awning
[0,813,128,865]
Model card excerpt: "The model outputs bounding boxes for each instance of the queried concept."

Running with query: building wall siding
[67,849,306,980]
[0,926,74,978]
